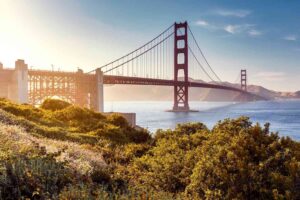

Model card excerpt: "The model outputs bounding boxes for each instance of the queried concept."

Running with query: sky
[0,0,300,91]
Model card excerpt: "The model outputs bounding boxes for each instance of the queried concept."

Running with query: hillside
[0,98,150,144]
[0,98,153,199]
[0,98,299,199]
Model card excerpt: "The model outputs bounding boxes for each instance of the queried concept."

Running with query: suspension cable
[188,25,222,82]
[188,46,215,82]
[177,29,215,82]
[104,32,174,73]
[86,23,175,74]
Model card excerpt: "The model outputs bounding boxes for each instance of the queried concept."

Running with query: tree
[129,122,209,193]
[187,117,300,200]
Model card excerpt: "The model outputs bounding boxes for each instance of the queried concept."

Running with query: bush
[121,117,300,199]
[91,169,111,184]
[107,113,129,127]
[0,152,73,199]
[186,117,300,199]
[127,123,209,193]
[41,98,71,111]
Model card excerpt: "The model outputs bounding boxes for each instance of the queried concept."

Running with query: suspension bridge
[0,21,266,112]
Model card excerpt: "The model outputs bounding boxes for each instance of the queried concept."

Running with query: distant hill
[104,78,299,101]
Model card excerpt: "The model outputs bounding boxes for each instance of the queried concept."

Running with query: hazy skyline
[0,0,300,91]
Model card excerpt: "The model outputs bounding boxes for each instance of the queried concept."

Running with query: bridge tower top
[15,59,28,70]
[241,69,247,91]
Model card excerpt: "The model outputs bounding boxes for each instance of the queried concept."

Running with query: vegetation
[0,98,150,144]
[0,98,299,199]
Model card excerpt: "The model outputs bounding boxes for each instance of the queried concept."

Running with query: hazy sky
[0,0,299,91]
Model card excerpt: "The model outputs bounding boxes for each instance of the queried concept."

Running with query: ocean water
[104,100,300,140]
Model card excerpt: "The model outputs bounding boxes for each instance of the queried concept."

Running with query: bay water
[104,100,300,140]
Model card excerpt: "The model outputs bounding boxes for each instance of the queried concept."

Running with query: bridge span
[0,22,266,112]
[0,59,265,112]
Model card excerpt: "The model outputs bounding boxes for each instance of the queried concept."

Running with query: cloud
[214,9,251,18]
[195,20,262,38]
[284,35,297,41]
[195,19,209,27]
[248,29,262,37]
[194,19,219,31]
[255,72,286,81]
[224,24,254,34]
[224,25,236,34]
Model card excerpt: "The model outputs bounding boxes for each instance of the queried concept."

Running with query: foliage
[128,122,209,193]
[0,98,151,145]
[41,98,71,111]
[122,118,299,199]
[187,117,300,199]
[0,155,71,199]
[0,123,73,199]
[0,98,299,199]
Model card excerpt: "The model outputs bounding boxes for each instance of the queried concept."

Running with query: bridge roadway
[103,75,267,100]
[26,70,266,101]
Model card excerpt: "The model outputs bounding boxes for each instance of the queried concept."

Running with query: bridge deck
[103,75,267,100]
[104,75,242,92]
[26,70,266,101]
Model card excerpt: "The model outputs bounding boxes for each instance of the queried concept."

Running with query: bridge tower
[241,69,247,91]
[172,22,190,111]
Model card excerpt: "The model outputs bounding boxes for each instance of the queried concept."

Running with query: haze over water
[105,100,300,140]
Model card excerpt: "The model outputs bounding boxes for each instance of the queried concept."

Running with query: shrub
[91,168,111,184]
[127,123,209,193]
[186,117,300,199]
[41,98,71,111]
[107,113,129,127]
[0,155,72,199]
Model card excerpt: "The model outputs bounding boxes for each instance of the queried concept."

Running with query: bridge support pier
[14,60,28,104]
[95,68,104,112]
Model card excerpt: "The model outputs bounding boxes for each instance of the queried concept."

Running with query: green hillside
[0,98,299,199]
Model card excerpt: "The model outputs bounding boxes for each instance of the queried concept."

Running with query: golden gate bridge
[0,21,266,112]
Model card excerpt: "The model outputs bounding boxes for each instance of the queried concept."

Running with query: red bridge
[0,22,267,112]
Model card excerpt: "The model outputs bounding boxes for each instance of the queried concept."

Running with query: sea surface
[104,100,300,140]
